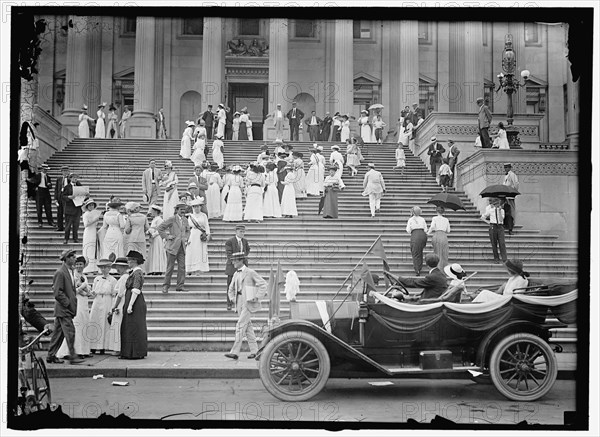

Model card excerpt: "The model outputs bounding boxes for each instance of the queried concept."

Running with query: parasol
[427,193,465,211]
[368,103,384,110]
[479,184,520,198]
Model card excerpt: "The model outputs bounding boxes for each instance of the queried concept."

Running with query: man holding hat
[224,251,268,360]
[32,163,55,228]
[427,137,446,181]
[201,105,215,140]
[63,173,85,244]
[142,159,162,206]
[157,202,191,293]
[503,163,519,234]
[267,103,285,140]
[286,101,304,141]
[46,249,84,364]
[476,97,493,148]
[224,225,251,310]
[320,111,333,141]
[55,165,70,232]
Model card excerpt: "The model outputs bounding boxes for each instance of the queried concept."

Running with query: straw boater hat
[331,145,340,151]
[188,182,198,189]
[232,165,243,172]
[59,249,76,261]
[231,251,247,261]
[503,162,513,168]
[97,257,114,268]
[175,202,188,210]
[235,224,246,231]
[431,136,437,142]
[112,257,129,267]
[126,250,145,264]
[185,120,195,127]
[444,263,466,281]
[125,201,141,213]
[149,204,162,213]
[98,102,107,108]
[107,196,124,209]
[234,111,240,116]
[82,105,88,111]
[75,255,89,268]
[189,197,205,206]
[218,103,224,108]
[82,198,97,209]
[368,163,376,168]
[109,105,117,111]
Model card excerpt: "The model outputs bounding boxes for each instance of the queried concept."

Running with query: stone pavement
[44,351,578,379]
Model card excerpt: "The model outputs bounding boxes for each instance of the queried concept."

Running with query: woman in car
[471,259,530,303]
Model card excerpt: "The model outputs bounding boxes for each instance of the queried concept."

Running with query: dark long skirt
[120,289,148,359]
[410,229,428,274]
[322,187,339,219]
[238,122,248,140]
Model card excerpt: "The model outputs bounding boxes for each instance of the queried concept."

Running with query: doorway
[228,83,268,140]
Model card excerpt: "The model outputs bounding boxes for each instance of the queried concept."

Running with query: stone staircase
[22,139,578,352]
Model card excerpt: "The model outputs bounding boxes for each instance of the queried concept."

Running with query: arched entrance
[180,91,202,134]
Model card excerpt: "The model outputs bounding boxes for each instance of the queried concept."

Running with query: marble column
[128,17,156,138]
[86,15,102,116]
[464,21,484,109]
[61,16,89,131]
[268,18,288,112]
[382,21,399,126]
[436,22,450,112]
[201,17,224,109]
[566,68,579,149]
[547,24,566,143]
[399,21,420,112]
[333,19,353,116]
[100,16,115,111]
[449,22,465,112]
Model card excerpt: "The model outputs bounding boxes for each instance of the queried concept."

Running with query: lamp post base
[506,126,522,149]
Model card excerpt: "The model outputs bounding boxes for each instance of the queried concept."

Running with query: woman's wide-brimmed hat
[97,257,114,267]
[82,105,88,111]
[109,105,117,111]
[444,263,466,280]
[112,257,129,267]
[189,197,205,206]
[98,102,107,108]
[82,198,97,209]
[107,196,124,209]
[75,255,89,267]
[505,259,528,277]
[125,201,141,212]
[331,145,340,151]
[126,250,145,264]
[185,120,195,127]
[232,165,243,172]
[292,151,304,158]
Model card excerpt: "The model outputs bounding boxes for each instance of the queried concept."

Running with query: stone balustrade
[32,104,76,163]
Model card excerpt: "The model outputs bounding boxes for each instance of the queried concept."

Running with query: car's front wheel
[490,333,558,401]
[259,330,330,402]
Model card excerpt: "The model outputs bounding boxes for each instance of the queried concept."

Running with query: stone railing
[456,149,578,240]
[33,104,76,163]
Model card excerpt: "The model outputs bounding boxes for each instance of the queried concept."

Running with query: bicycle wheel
[32,357,51,410]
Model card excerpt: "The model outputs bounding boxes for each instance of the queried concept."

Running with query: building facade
[34,16,578,145]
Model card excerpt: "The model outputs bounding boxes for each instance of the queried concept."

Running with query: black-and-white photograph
[1,1,596,434]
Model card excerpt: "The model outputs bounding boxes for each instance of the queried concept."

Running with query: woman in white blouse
[472,260,530,303]
[406,206,428,276]
[427,206,450,269]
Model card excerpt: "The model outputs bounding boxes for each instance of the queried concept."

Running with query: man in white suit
[267,103,285,140]
[157,203,191,293]
[142,160,162,206]
[362,163,386,217]
[225,252,268,360]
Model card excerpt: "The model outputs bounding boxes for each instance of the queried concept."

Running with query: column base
[127,116,157,139]
[59,113,82,136]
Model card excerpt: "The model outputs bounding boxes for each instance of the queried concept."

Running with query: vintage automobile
[257,279,577,402]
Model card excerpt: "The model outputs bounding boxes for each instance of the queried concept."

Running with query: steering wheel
[383,282,410,298]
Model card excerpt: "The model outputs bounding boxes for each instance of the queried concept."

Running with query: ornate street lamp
[496,34,530,148]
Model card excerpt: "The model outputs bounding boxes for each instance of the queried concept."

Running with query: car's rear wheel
[259,330,330,402]
[490,333,557,401]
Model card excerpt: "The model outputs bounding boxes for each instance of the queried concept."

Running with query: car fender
[476,320,551,368]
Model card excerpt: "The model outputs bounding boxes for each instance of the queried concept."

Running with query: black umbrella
[480,184,520,198]
[427,193,465,211]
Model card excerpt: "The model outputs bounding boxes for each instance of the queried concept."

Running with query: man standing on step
[320,112,333,142]
[201,105,215,140]
[142,159,162,206]
[225,106,233,140]
[427,136,445,183]
[224,225,251,310]
[63,173,84,244]
[482,197,507,263]
[267,103,285,141]
[33,163,55,228]
[54,165,70,232]
[503,163,519,235]
[286,101,304,142]
[158,203,191,293]
[477,97,493,149]
[305,110,322,142]
[46,249,84,365]
[224,251,268,360]
[447,140,460,187]
[155,108,168,139]
[216,103,226,140]
[362,163,386,218]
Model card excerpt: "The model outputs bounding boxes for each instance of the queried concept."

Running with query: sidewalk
[44,351,578,379]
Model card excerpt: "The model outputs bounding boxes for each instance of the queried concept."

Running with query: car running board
[383,365,481,375]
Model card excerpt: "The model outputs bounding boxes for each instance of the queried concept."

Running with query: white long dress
[281,171,298,217]
[206,171,223,218]
[186,211,210,273]
[222,174,244,222]
[88,275,117,351]
[496,128,510,149]
[330,151,346,189]
[57,272,91,357]
[398,122,413,146]
[191,126,207,165]
[147,216,167,274]
[106,273,128,353]
[341,120,350,143]
[359,116,371,143]
[246,116,253,141]
[293,158,307,198]
[82,209,101,273]
[95,109,106,138]
[180,127,193,159]
[220,173,232,217]
[305,153,322,196]
[243,172,265,221]
[212,139,225,169]
[263,170,282,218]
[101,210,125,259]
[78,113,91,138]
[160,171,179,219]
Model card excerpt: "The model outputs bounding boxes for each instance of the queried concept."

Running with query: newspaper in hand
[72,186,89,207]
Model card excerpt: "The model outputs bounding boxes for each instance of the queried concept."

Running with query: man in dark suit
[63,173,84,244]
[393,253,448,301]
[54,165,70,232]
[477,97,493,148]
[201,105,215,140]
[46,249,84,364]
[410,102,423,126]
[224,225,251,310]
[188,165,209,199]
[33,163,54,228]
[158,203,191,293]
[304,110,322,142]
[286,101,304,141]
[427,136,446,181]
[225,106,233,140]
[447,140,460,186]
[320,112,333,141]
